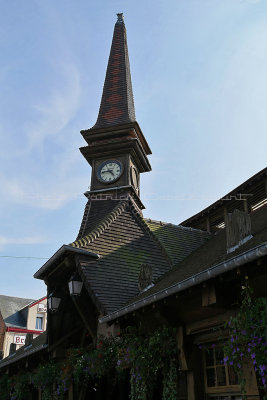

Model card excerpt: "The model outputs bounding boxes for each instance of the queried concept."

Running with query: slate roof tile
[131,203,267,302]
[71,197,213,315]
[144,219,211,265]
[0,295,35,329]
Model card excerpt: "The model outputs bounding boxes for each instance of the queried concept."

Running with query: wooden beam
[243,198,248,213]
[186,311,233,335]
[176,326,188,371]
[72,298,96,346]
[206,217,211,233]
[202,285,216,307]
[49,325,82,352]
[223,206,228,226]
[187,371,195,400]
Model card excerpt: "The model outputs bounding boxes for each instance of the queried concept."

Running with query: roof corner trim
[34,245,99,280]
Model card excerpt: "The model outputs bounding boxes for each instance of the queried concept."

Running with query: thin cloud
[26,62,81,151]
[0,235,46,246]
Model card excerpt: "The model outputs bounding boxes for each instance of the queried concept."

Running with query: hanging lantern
[68,273,83,297]
[47,290,62,313]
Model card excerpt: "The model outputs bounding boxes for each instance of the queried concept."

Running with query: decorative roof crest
[116,13,124,24]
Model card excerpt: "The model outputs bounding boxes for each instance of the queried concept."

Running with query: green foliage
[0,374,10,400]
[68,327,179,400]
[223,281,267,398]
[10,373,31,400]
[0,327,179,400]
[31,361,64,400]
[162,360,178,400]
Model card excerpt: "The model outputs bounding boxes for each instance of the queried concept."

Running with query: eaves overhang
[180,166,267,227]
[34,245,99,280]
[99,242,267,324]
[0,344,48,369]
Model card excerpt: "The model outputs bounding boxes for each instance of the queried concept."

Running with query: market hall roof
[68,197,211,316]
[180,166,267,232]
[145,219,210,265]
[90,13,135,130]
[0,295,35,329]
[0,332,47,368]
[100,202,267,323]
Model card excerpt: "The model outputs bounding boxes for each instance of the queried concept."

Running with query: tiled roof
[144,219,211,265]
[71,197,213,315]
[0,295,35,329]
[130,203,267,303]
[0,332,47,368]
[71,198,171,314]
[76,199,126,243]
[90,14,136,129]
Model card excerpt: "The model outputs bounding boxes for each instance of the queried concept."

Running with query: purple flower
[262,377,266,386]
[259,365,266,372]
[237,363,241,369]
[223,356,229,364]
[248,348,251,353]
[251,353,256,359]
[229,361,233,366]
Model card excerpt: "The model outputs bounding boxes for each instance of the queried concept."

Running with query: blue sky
[0,0,266,299]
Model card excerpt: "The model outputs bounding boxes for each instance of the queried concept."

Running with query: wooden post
[243,198,248,213]
[176,326,188,370]
[187,371,195,400]
[68,382,73,400]
[206,217,211,233]
[223,206,228,227]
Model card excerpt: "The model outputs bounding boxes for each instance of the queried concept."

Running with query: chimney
[226,209,252,253]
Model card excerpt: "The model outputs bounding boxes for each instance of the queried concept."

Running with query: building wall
[0,313,5,358]
[27,300,47,332]
[2,298,47,359]
[2,331,40,359]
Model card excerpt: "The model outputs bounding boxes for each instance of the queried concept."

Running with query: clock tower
[80,13,151,211]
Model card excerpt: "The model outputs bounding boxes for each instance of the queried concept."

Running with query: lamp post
[68,273,83,297]
[47,290,62,313]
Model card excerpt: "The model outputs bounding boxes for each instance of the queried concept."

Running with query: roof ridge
[145,218,211,234]
[128,201,173,267]
[70,200,128,248]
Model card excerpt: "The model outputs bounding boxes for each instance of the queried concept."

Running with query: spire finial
[116,13,124,24]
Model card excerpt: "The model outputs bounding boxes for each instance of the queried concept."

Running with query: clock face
[97,160,123,183]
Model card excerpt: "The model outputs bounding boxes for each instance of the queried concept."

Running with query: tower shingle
[91,13,136,129]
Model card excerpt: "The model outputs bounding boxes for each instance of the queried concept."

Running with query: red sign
[13,335,25,345]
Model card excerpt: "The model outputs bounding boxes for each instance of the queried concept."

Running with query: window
[35,316,43,330]
[204,345,240,398]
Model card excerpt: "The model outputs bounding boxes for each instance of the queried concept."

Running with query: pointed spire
[92,13,136,129]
